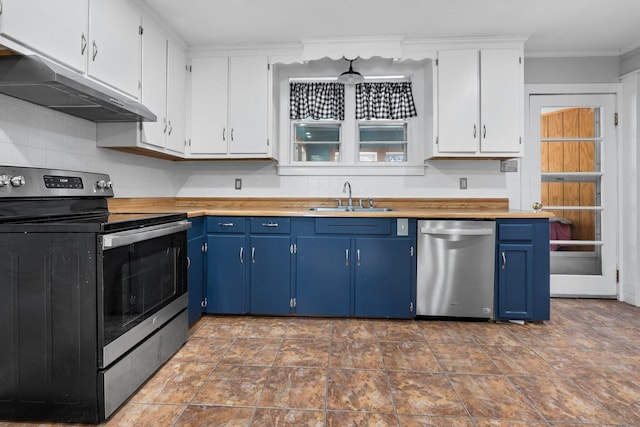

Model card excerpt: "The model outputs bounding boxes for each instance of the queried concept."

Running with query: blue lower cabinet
[249,235,292,315]
[295,236,351,316]
[495,219,550,321]
[187,217,205,325]
[354,237,414,318]
[206,234,247,314]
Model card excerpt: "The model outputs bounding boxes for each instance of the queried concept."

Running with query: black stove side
[0,231,100,423]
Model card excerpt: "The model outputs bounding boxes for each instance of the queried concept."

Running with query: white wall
[0,94,177,197]
[620,74,640,306]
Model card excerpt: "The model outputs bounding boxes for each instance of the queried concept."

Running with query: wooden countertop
[108,197,553,219]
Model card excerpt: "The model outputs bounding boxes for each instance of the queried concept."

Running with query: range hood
[0,55,156,123]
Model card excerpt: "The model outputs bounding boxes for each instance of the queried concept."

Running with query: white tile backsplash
[0,93,517,203]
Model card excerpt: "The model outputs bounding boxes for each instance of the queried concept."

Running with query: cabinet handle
[473,124,477,138]
[483,125,487,139]
[168,120,173,136]
[501,251,506,270]
[251,247,256,264]
[81,33,87,55]
[357,249,361,266]
[262,222,278,227]
[222,128,226,141]
[231,128,234,141]
[240,247,244,264]
[186,256,191,269]
[345,249,349,266]
[92,40,98,61]
[218,222,234,227]
[163,118,168,134]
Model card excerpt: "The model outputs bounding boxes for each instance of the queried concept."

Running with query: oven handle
[102,220,192,250]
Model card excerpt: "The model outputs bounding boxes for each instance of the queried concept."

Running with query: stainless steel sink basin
[307,207,393,212]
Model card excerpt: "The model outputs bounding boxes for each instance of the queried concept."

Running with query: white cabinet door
[189,56,229,155]
[0,0,88,72]
[166,40,186,154]
[479,48,522,154]
[140,18,167,149]
[434,47,523,158]
[88,0,141,98]
[228,56,268,155]
[437,49,479,154]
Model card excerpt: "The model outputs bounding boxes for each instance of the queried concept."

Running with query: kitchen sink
[308,207,394,212]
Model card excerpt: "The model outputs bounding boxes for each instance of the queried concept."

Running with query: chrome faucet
[343,181,353,209]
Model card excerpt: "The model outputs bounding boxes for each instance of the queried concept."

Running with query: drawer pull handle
[262,222,279,227]
[218,222,234,227]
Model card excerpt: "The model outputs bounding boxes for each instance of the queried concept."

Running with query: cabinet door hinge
[616,269,620,283]
[435,58,438,66]
[201,298,208,308]
[519,136,522,145]
[289,298,297,308]
[267,63,271,70]
[267,138,270,146]
[614,113,618,126]
[435,136,439,144]
[410,246,414,257]
[139,26,144,35]
[409,302,414,313]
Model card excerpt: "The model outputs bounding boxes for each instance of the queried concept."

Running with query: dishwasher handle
[420,227,494,236]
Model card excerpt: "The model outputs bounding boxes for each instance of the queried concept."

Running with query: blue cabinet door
[187,217,204,325]
[249,235,291,315]
[354,237,413,318]
[187,236,204,325]
[295,236,351,316]
[496,242,534,320]
[206,234,247,314]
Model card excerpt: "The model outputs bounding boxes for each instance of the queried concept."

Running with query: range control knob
[96,179,113,190]
[0,174,9,187]
[10,175,25,187]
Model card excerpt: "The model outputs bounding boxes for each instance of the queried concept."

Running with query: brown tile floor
[2,298,640,426]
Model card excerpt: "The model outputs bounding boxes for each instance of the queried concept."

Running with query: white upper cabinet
[0,0,141,99]
[88,0,141,98]
[188,55,270,158]
[0,0,89,72]
[430,47,523,158]
[139,18,186,154]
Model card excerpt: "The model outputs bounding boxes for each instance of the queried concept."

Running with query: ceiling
[142,0,640,56]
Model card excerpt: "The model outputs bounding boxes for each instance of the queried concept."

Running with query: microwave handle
[102,220,192,250]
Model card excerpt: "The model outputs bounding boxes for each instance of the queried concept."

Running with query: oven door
[98,220,191,368]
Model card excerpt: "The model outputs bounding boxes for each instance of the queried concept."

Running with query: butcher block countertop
[108,197,553,219]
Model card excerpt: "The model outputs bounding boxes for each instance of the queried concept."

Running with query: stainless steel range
[0,165,190,423]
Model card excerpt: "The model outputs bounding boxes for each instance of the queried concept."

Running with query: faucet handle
[333,198,343,208]
[368,197,374,208]
[358,198,364,208]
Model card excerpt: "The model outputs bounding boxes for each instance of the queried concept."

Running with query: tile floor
[2,298,640,426]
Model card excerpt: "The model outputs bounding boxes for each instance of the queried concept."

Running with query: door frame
[523,84,621,298]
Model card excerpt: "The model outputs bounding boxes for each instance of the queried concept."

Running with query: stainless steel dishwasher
[417,220,496,318]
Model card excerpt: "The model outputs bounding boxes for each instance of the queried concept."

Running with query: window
[275,58,432,175]
[358,122,407,162]
[293,122,341,162]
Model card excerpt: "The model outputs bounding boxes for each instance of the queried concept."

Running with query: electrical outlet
[234,178,242,190]
[500,159,518,172]
[459,177,467,190]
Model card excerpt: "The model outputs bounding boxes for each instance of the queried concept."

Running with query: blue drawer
[207,216,246,233]
[250,217,291,234]
[498,223,534,241]
[315,218,391,235]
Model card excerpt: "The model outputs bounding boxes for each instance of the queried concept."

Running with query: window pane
[294,124,340,142]
[295,143,340,162]
[358,143,406,162]
[359,124,406,142]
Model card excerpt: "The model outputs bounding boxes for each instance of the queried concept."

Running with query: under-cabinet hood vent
[0,55,156,123]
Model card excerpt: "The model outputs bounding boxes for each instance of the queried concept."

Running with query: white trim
[525,50,621,59]
[277,164,426,176]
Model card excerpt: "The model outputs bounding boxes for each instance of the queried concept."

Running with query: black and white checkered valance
[289,82,345,120]
[355,82,417,120]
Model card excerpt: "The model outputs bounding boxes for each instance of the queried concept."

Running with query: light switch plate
[234,178,242,190]
[397,218,408,236]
